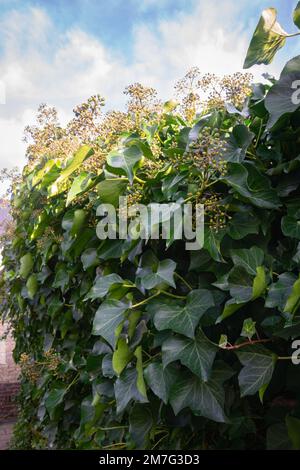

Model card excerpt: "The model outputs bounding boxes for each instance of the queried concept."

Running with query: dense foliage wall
[2,4,300,450]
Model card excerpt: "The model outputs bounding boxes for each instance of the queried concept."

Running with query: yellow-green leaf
[244,8,288,69]
[112,338,132,376]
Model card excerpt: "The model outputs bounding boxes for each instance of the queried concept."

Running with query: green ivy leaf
[203,227,225,262]
[230,246,264,276]
[294,2,300,29]
[52,266,70,291]
[134,346,147,399]
[265,56,300,129]
[284,275,300,315]
[45,388,66,419]
[241,318,256,340]
[237,345,277,397]
[26,274,38,300]
[144,362,180,405]
[151,289,215,338]
[62,209,87,236]
[223,162,280,209]
[129,404,153,448]
[267,423,292,450]
[92,299,129,348]
[169,366,230,423]
[252,266,267,299]
[114,368,148,414]
[19,253,34,279]
[49,145,94,196]
[265,273,297,311]
[227,212,260,240]
[286,415,300,450]
[81,248,99,271]
[112,338,132,376]
[137,258,176,290]
[66,172,94,206]
[244,8,288,69]
[227,266,253,302]
[97,179,128,207]
[282,215,300,239]
[223,125,254,162]
[106,145,143,184]
[85,273,124,300]
[162,330,217,381]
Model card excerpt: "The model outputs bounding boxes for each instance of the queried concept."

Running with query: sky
[0,0,299,184]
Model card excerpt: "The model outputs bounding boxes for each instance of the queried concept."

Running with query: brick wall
[0,324,19,420]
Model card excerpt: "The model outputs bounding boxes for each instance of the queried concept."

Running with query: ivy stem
[144,352,162,366]
[65,373,80,392]
[254,119,263,148]
[160,290,187,299]
[151,433,169,450]
[175,272,193,291]
[277,356,294,360]
[134,175,146,184]
[102,442,126,449]
[100,426,128,431]
[287,32,300,38]
[131,291,160,309]
[220,338,272,351]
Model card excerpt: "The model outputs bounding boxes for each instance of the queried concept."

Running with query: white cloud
[0,0,285,190]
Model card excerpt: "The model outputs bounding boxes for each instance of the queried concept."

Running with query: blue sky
[0,0,299,176]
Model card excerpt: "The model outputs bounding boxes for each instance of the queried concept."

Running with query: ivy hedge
[2,4,300,450]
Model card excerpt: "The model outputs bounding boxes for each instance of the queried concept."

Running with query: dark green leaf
[237,345,277,397]
[162,330,217,381]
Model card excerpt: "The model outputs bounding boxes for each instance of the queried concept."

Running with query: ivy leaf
[252,266,267,299]
[129,404,153,448]
[169,367,229,423]
[62,209,87,236]
[19,253,34,279]
[134,346,147,399]
[203,227,225,262]
[106,145,143,184]
[294,2,300,29]
[144,362,179,405]
[227,266,253,302]
[137,258,176,290]
[284,275,300,315]
[112,338,132,376]
[97,179,127,207]
[66,172,94,206]
[227,212,260,240]
[114,368,148,414]
[230,246,264,276]
[26,274,38,300]
[286,416,300,450]
[49,145,94,196]
[45,389,66,419]
[52,266,70,291]
[265,56,300,129]
[85,273,124,300]
[92,299,129,348]
[241,318,256,340]
[162,330,217,381]
[152,289,215,338]
[224,125,254,162]
[81,248,99,271]
[267,423,292,450]
[282,215,300,239]
[237,345,277,397]
[223,162,280,209]
[265,272,297,311]
[244,8,288,69]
